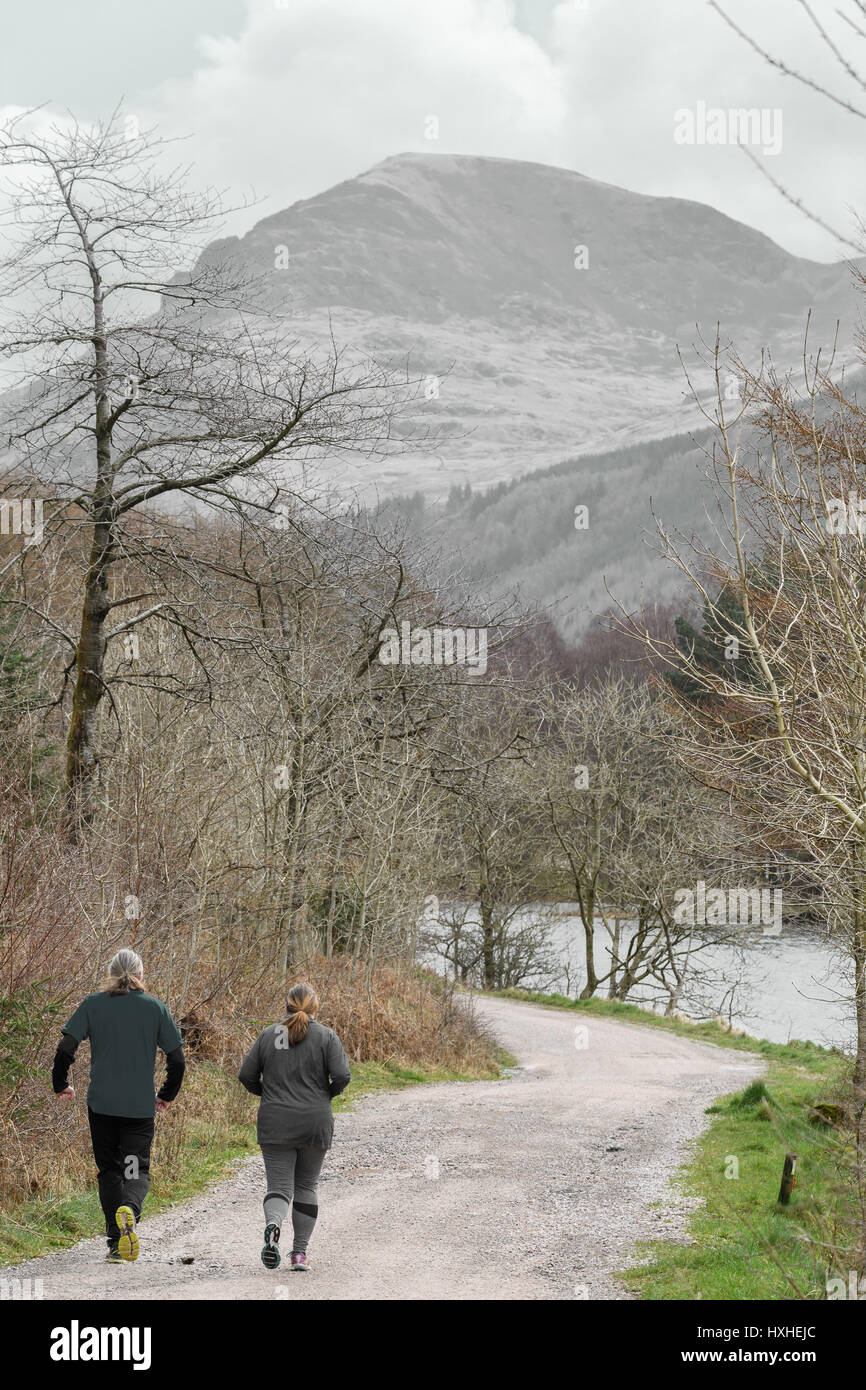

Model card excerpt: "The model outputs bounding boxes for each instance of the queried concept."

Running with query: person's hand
[56,1086,75,1101]
[155,1098,170,1113]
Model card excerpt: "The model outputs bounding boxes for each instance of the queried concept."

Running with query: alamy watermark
[50,1322,151,1371]
[673,102,783,156]
[826,1271,865,1300]
[672,880,783,935]
[0,497,43,546]
[378,621,488,676]
[1,1276,44,1300]
[825,492,866,537]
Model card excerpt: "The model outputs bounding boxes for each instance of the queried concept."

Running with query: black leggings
[88,1108,155,1245]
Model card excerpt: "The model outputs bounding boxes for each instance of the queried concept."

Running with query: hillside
[379,428,718,639]
[193,152,863,497]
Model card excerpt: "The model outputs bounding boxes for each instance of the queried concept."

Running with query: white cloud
[17,0,863,261]
[546,0,863,259]
[149,0,567,219]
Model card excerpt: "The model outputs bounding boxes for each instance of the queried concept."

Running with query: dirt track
[2,995,762,1300]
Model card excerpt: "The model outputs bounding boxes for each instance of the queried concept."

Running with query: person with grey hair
[52,948,185,1263]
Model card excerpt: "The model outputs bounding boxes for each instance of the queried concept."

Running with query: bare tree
[0,109,407,830]
[628,334,866,1087]
[710,0,866,252]
[539,674,731,1006]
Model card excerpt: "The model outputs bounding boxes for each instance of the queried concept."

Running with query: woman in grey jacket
[239,981,351,1271]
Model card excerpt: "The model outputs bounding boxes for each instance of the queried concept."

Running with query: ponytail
[105,948,145,996]
[281,982,318,1044]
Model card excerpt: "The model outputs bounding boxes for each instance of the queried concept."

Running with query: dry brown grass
[295,953,495,1072]
[1,947,497,1214]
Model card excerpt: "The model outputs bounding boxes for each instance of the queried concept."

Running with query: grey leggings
[261,1145,327,1254]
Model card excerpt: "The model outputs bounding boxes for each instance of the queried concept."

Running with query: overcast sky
[2,0,862,261]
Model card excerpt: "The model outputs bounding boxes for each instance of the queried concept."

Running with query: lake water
[426,902,855,1052]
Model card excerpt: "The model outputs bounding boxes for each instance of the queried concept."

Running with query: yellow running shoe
[116,1206,139,1262]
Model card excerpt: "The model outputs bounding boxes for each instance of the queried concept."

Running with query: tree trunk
[578,885,598,999]
[481,908,496,990]
[65,514,113,829]
[850,830,866,1093]
[607,917,622,999]
[65,255,114,833]
[853,895,866,1093]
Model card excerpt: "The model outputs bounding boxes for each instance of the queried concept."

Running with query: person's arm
[157,1045,185,1103]
[326,1030,351,1099]
[238,1034,264,1096]
[52,1000,90,1099]
[156,1005,185,1110]
[52,1033,79,1095]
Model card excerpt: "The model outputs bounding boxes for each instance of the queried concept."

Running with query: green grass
[625,1053,852,1300]
[489,987,835,1064]
[490,987,854,1299]
[0,1051,512,1266]
[332,1051,514,1111]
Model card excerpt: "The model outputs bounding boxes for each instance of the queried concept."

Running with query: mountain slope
[379,428,715,640]
[196,152,862,495]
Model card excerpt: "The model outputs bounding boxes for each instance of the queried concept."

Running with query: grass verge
[490,988,854,1300]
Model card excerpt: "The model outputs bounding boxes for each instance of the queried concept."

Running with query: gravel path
[3,995,763,1300]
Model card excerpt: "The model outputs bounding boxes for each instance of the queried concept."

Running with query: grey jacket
[238,1018,351,1149]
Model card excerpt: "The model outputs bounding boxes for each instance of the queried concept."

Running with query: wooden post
[777,1153,797,1205]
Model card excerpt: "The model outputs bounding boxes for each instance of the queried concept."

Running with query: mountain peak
[192,151,860,495]
[234,148,844,327]
[352,148,627,205]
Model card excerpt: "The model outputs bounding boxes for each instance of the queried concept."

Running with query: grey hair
[106,947,144,994]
